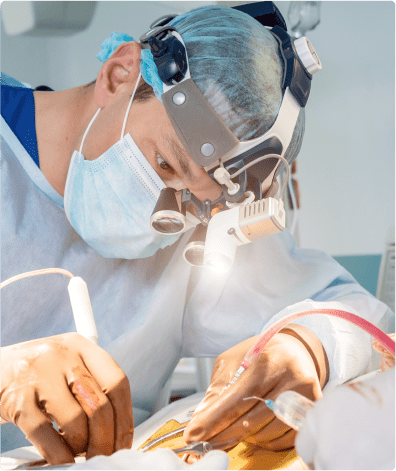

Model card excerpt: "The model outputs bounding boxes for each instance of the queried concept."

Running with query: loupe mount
[180,189,226,226]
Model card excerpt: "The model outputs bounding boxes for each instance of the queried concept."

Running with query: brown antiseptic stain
[71,366,101,415]
[347,382,369,400]
[347,382,382,406]
[369,386,382,406]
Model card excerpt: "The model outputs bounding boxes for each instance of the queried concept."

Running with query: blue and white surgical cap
[168,5,305,166]
[97,31,164,102]
[97,5,305,166]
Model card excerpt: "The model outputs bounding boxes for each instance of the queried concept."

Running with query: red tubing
[241,309,395,369]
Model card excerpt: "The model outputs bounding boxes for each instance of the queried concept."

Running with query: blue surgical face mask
[64,74,182,259]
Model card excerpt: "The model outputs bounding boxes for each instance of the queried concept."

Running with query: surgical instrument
[140,425,187,452]
[140,425,212,462]
[172,441,213,456]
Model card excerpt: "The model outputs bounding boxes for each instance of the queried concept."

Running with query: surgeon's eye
[157,154,173,172]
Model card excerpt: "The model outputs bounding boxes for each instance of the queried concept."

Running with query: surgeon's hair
[135,77,156,103]
[132,6,304,169]
[165,5,305,170]
[85,77,155,103]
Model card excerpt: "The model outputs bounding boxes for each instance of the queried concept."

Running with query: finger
[69,364,114,459]
[185,372,279,443]
[260,427,297,451]
[43,384,88,455]
[381,355,395,371]
[245,416,292,446]
[16,407,75,465]
[372,340,388,354]
[107,376,134,451]
[296,379,323,403]
[193,394,277,450]
[372,334,395,354]
[79,341,133,452]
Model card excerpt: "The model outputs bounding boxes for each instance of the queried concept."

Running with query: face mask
[64,74,183,259]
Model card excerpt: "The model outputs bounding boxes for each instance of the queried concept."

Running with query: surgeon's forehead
[163,134,195,181]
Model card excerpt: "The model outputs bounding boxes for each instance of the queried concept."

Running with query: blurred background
[1,0,395,392]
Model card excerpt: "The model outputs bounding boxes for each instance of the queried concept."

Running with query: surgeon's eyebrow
[164,135,194,181]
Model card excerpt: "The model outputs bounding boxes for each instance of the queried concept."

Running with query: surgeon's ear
[95,41,141,108]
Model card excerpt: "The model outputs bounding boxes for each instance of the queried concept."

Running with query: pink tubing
[241,309,395,369]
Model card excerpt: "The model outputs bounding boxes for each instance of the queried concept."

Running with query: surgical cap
[97,6,305,168]
[168,5,305,168]
[97,32,164,102]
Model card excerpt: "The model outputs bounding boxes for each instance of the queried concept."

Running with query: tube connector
[229,365,246,385]
[214,167,240,196]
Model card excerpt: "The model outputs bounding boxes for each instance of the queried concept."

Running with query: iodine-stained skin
[0,333,133,465]
[184,331,325,452]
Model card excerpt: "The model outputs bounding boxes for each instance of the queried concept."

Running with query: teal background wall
[334,254,382,296]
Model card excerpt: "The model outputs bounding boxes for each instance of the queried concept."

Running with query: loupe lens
[183,241,205,266]
[183,224,207,266]
[151,211,186,234]
[151,188,186,234]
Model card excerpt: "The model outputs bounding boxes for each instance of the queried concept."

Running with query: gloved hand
[1,333,133,465]
[372,333,395,371]
[295,367,395,470]
[184,325,329,451]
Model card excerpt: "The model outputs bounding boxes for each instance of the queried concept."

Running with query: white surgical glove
[295,368,395,470]
[69,448,229,470]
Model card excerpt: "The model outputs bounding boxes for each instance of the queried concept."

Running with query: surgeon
[1,4,393,466]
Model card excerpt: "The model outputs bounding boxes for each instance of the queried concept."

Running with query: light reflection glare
[205,260,230,274]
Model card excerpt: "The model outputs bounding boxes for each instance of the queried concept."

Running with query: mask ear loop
[78,72,142,158]
[121,72,142,141]
[79,108,101,159]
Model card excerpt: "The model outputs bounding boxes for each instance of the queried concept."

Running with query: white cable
[229,154,290,199]
[0,268,74,289]
[79,108,101,158]
[121,72,142,140]
[1,269,98,344]
[288,178,299,237]
[78,72,142,158]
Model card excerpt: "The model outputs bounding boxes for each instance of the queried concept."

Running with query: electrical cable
[229,154,290,199]
[288,178,299,237]
[0,268,74,289]
[0,269,98,344]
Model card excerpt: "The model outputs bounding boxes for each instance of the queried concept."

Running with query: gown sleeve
[181,229,393,390]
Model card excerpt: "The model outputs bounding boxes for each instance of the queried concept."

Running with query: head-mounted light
[183,224,207,267]
[141,2,321,269]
